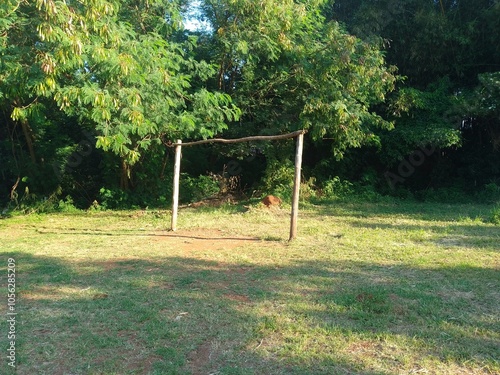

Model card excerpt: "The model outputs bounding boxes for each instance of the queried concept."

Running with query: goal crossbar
[169,130,306,240]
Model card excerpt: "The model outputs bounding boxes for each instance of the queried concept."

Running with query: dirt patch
[347,340,380,354]
[186,339,217,375]
[434,236,468,247]
[153,228,261,254]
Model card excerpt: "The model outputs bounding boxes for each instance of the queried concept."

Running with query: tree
[1,0,240,201]
[194,0,397,159]
[324,0,500,192]
[327,0,500,88]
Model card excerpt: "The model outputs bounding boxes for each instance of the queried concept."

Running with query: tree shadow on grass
[314,201,494,223]
[3,251,499,375]
[347,220,500,250]
[34,226,262,242]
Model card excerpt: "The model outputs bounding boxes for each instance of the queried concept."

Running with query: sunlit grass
[1,201,499,374]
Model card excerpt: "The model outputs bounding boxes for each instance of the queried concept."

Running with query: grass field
[1,200,499,374]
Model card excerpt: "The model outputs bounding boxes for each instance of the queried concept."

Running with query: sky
[182,0,211,31]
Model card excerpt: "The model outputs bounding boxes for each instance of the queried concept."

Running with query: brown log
[166,130,307,147]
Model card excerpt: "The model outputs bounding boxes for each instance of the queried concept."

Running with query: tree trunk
[20,119,36,164]
[120,158,131,190]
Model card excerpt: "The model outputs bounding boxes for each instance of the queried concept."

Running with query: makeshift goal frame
[168,130,306,240]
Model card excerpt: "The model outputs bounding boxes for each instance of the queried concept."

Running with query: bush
[179,174,220,203]
[260,160,295,202]
[56,196,80,213]
[321,176,354,199]
[98,188,130,209]
[300,177,318,202]
[477,183,500,204]
[352,184,389,202]
[6,186,83,214]
[490,204,500,225]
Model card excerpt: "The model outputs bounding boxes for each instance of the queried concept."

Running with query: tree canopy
[194,0,397,158]
[1,0,239,190]
[1,0,499,209]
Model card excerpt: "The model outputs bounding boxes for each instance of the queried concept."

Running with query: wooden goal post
[168,130,306,241]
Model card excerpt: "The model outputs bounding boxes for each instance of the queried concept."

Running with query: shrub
[490,204,500,225]
[179,174,220,203]
[415,187,469,203]
[300,177,318,202]
[98,188,130,209]
[260,160,295,202]
[477,183,500,204]
[321,176,354,199]
[56,196,80,213]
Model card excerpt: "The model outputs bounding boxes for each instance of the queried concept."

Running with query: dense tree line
[329,0,500,198]
[1,0,499,210]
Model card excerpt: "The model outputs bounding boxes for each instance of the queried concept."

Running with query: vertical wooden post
[289,132,304,241]
[171,140,182,231]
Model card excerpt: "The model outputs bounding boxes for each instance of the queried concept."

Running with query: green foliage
[56,196,80,213]
[197,0,397,158]
[490,204,500,225]
[1,0,240,204]
[260,159,295,201]
[6,186,81,214]
[477,183,500,204]
[382,78,462,164]
[300,177,318,202]
[463,72,500,154]
[98,188,130,210]
[414,187,470,204]
[467,72,500,118]
[330,0,500,88]
[321,176,354,199]
[179,174,220,203]
[1,0,499,208]
[327,0,500,194]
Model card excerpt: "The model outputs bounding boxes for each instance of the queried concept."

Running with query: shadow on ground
[3,247,499,375]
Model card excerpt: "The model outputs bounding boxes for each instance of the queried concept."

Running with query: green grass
[1,201,499,374]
